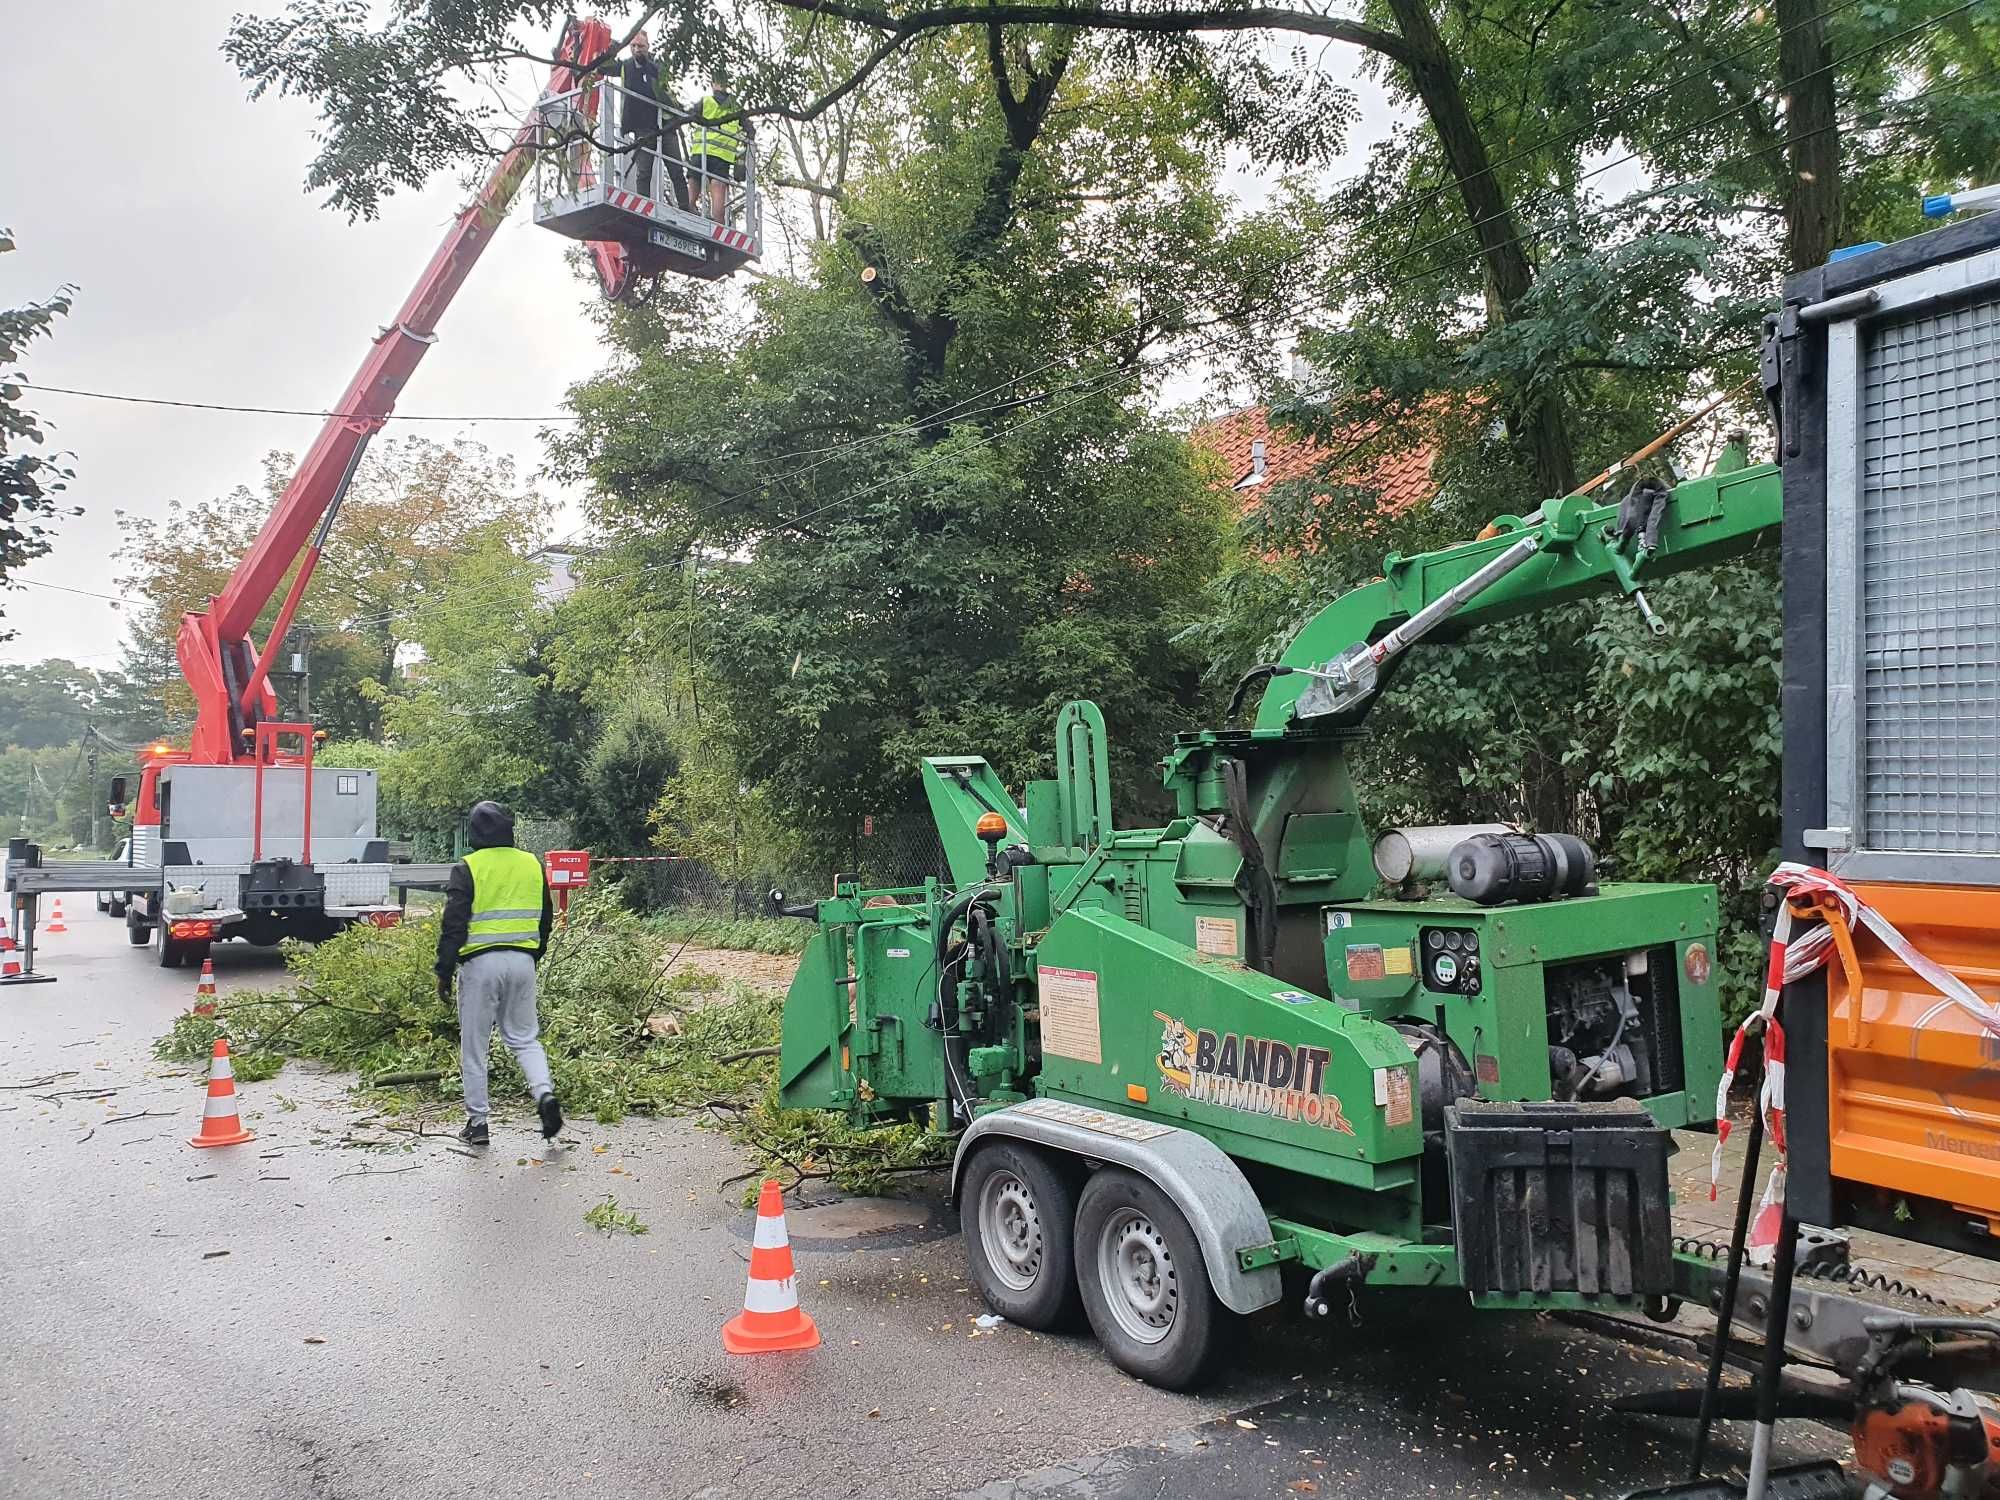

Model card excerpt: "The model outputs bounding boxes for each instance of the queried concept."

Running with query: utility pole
[86,726,101,852]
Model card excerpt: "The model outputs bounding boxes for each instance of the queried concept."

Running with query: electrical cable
[331,34,2000,643]
[14,0,1963,495]
[73,14,1992,660]
[12,383,580,424]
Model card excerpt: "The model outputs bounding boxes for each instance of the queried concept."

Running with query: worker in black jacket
[619,30,688,208]
[434,801,562,1146]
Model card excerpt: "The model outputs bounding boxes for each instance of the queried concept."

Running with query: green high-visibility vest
[460,846,546,958]
[689,95,743,164]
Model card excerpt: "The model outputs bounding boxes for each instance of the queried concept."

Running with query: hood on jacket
[466,801,516,850]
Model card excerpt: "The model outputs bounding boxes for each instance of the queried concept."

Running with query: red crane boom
[178,16,627,763]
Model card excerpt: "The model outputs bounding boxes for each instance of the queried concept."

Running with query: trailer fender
[950,1097,1282,1315]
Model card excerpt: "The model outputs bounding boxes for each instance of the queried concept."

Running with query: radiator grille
[1858,296,2000,857]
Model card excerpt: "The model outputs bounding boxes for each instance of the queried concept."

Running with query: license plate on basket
[648,227,709,260]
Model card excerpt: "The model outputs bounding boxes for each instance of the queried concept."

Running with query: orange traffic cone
[192,959,218,1017]
[44,898,67,935]
[0,936,20,979]
[721,1179,821,1354]
[188,1037,255,1148]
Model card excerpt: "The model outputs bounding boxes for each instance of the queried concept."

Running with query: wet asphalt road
[1,909,1839,1499]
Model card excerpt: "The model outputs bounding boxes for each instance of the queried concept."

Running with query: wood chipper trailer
[773,208,2000,1497]
[779,440,1783,1387]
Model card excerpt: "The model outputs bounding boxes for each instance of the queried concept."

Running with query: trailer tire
[1075,1168,1223,1391]
[154,917,182,969]
[959,1141,1083,1331]
[127,909,151,946]
[107,895,127,918]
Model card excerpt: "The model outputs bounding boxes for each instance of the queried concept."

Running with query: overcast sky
[2,3,1392,673]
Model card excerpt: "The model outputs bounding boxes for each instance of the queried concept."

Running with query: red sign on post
[544,850,591,922]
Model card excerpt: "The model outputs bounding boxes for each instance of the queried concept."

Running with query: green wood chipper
[774,445,1781,1388]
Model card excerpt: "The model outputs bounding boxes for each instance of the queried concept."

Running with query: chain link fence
[597,815,953,917]
[383,810,952,917]
[383,817,574,864]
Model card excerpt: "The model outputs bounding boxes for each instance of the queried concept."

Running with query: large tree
[0,230,76,637]
[534,38,1284,859]
[113,437,542,737]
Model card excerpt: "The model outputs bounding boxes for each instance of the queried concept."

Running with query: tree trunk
[1776,0,1842,272]
[1384,0,1576,497]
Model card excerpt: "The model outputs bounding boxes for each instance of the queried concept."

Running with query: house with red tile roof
[1192,406,1440,528]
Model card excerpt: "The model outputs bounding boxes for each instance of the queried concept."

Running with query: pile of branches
[155,895,944,1192]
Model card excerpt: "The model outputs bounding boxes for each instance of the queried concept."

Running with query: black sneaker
[537,1094,564,1140]
[457,1118,489,1146]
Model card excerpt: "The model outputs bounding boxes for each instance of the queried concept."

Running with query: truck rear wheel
[154,917,183,968]
[959,1141,1082,1331]
[1074,1168,1222,1391]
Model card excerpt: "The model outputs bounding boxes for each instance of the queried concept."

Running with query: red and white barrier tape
[1712,861,2000,1259]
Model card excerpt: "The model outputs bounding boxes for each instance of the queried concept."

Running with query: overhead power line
[13,382,580,424]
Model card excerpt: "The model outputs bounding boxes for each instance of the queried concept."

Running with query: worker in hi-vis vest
[688,75,748,225]
[435,800,562,1146]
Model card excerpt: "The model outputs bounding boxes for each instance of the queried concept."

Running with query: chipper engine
[777,448,1782,1388]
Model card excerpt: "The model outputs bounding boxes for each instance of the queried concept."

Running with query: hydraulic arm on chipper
[777,452,1782,1388]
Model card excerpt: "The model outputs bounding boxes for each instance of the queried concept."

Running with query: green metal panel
[1321,883,1723,1128]
[922,756,1023,888]
[1255,464,1783,731]
[1054,700,1113,850]
[1032,907,1423,1189]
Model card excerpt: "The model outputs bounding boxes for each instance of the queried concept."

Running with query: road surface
[1,907,1839,1499]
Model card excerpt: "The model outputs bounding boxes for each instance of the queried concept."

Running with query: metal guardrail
[7,861,462,896]
[8,862,154,895]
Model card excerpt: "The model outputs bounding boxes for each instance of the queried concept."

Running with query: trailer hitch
[1303,1252,1376,1325]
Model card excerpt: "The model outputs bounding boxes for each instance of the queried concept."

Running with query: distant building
[529,545,595,605]
[1191,406,1439,526]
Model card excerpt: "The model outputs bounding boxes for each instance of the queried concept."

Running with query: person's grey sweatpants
[456,948,553,1123]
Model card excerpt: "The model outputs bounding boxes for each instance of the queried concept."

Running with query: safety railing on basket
[532,77,761,242]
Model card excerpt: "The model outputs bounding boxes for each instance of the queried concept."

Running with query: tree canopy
[0,229,77,638]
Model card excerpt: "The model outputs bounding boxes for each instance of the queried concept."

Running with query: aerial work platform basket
[532,77,761,283]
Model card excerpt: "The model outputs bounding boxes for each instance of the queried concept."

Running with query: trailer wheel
[959,1141,1082,1331]
[126,916,150,947]
[1075,1168,1222,1391]
[154,918,182,969]
[107,895,127,919]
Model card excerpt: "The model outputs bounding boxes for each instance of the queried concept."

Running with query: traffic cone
[0,936,20,979]
[45,899,67,935]
[721,1179,821,1354]
[188,1037,255,1148]
[192,959,218,1017]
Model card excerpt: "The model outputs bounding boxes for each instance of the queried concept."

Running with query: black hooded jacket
[434,801,556,981]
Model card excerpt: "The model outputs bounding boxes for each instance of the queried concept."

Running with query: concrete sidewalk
[1672,1104,2000,1315]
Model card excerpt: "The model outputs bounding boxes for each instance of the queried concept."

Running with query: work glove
[436,975,452,1005]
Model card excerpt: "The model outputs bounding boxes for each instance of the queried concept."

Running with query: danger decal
[1153,1012,1354,1134]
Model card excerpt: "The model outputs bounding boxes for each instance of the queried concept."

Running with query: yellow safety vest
[460,846,546,958]
[689,95,743,164]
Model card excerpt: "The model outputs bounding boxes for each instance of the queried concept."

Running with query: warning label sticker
[1383,1066,1413,1128]
[1345,944,1386,982]
[1383,945,1412,977]
[1194,915,1240,957]
[1037,965,1103,1065]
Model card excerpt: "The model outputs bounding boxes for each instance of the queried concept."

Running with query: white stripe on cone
[743,1274,799,1314]
[203,1090,241,1118]
[752,1216,789,1250]
[210,1055,234,1082]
